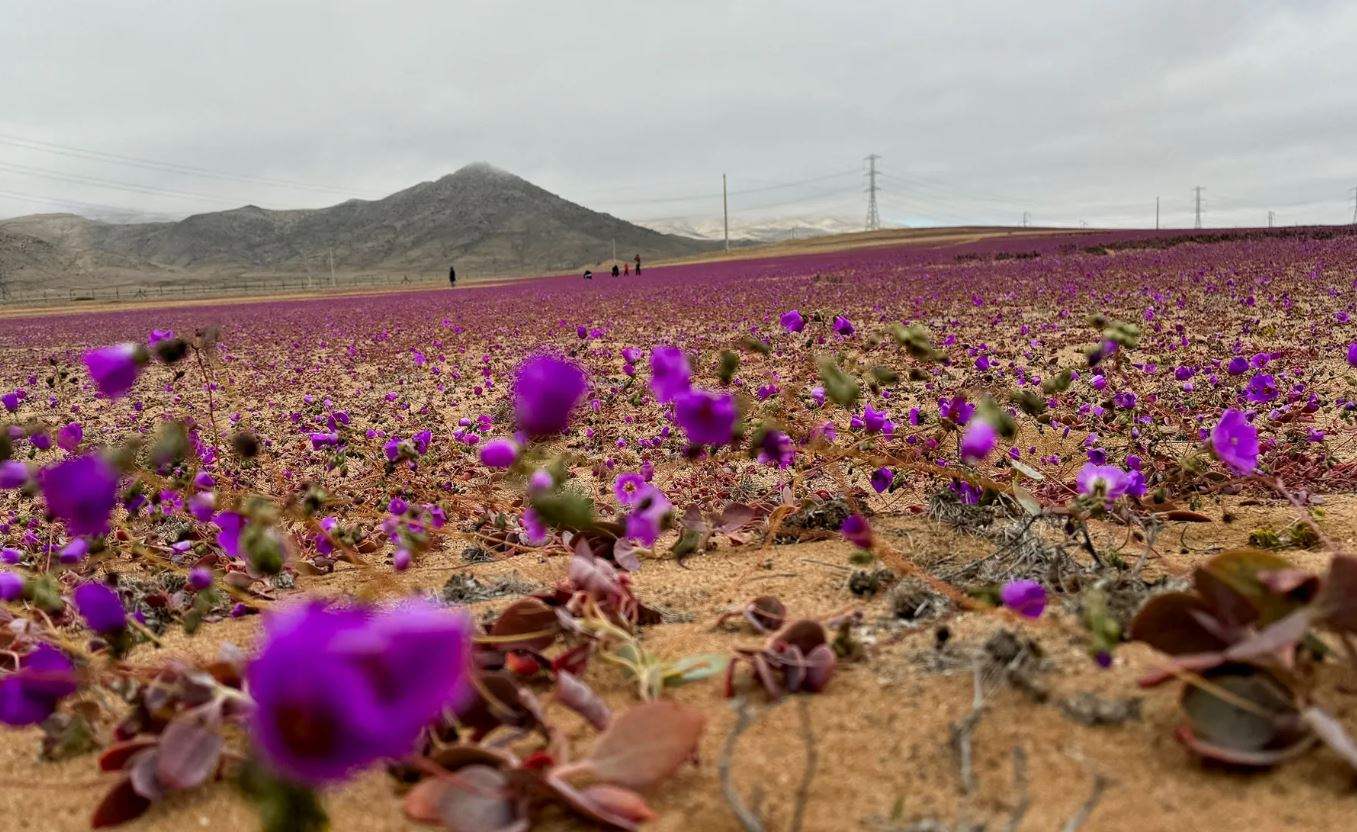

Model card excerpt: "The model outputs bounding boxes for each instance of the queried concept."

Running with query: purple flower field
[3,226,1357,830]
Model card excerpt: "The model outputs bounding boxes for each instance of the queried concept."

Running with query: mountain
[645,216,863,244]
[0,163,717,289]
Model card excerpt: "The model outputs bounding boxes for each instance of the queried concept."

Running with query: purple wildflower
[960,419,997,464]
[83,343,144,398]
[832,315,854,336]
[73,582,127,634]
[614,472,648,505]
[39,455,119,537]
[1076,463,1130,501]
[514,354,587,437]
[0,645,77,726]
[870,467,893,494]
[840,514,873,549]
[649,346,692,404]
[1211,408,1259,475]
[674,390,737,446]
[246,600,473,785]
[1245,373,1278,404]
[0,571,23,601]
[999,580,1046,619]
[479,438,519,468]
[780,310,806,333]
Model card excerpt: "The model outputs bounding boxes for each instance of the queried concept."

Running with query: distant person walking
[448,264,456,287]
[624,262,630,275]
[634,254,642,275]
[611,264,620,278]
[583,269,593,280]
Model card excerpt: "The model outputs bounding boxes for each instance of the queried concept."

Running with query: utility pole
[1155,197,1159,230]
[1351,186,1357,225]
[328,248,336,287]
[1193,186,1204,229]
[1268,210,1274,229]
[864,154,881,231]
[1022,211,1029,228]
[611,238,616,263]
[722,173,730,252]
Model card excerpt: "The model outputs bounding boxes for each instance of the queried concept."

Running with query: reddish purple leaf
[155,715,223,791]
[554,671,611,731]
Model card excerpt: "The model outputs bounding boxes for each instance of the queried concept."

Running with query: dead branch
[1060,773,1109,832]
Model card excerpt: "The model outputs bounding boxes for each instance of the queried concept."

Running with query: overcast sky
[3,0,1355,231]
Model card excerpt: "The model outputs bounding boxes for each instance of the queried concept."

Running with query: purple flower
[521,507,548,545]
[939,396,973,425]
[1076,463,1130,501]
[187,566,213,592]
[674,390,737,446]
[624,485,672,546]
[1113,391,1137,409]
[73,582,127,633]
[83,343,144,399]
[1347,343,1357,368]
[479,438,519,468]
[756,430,796,468]
[0,391,19,413]
[1211,408,1258,475]
[649,346,692,404]
[246,599,473,785]
[832,315,854,336]
[55,422,83,452]
[780,310,806,333]
[1245,373,1278,404]
[960,419,996,464]
[39,455,119,537]
[860,406,887,433]
[870,467,893,494]
[1226,356,1249,376]
[214,512,246,558]
[148,329,174,346]
[514,354,587,437]
[999,580,1046,619]
[840,514,873,549]
[0,461,29,490]
[0,645,77,726]
[0,571,23,601]
[614,472,648,505]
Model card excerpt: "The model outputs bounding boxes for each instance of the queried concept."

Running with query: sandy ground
[2,491,1355,832]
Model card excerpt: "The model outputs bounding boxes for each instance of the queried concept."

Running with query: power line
[0,160,227,203]
[0,132,374,198]
[864,154,880,231]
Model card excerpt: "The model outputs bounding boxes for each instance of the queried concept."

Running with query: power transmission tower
[864,154,881,231]
[1351,186,1357,225]
[722,174,729,252]
[1268,210,1274,229]
[1155,196,1159,230]
[1193,186,1204,229]
[1022,211,1029,228]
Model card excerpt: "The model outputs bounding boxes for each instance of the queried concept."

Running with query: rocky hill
[0,163,715,289]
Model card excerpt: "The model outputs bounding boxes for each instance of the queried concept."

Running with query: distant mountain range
[0,163,719,289]
[645,216,862,243]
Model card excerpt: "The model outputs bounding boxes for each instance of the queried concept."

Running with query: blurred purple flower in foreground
[83,343,144,399]
[1000,580,1047,619]
[40,455,119,537]
[674,390,737,446]
[649,346,692,404]
[247,599,472,785]
[514,354,587,437]
[0,645,77,726]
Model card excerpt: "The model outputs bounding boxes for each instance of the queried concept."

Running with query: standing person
[611,264,620,278]
[624,262,630,275]
[448,264,456,287]
[583,269,593,280]
[634,254,642,275]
